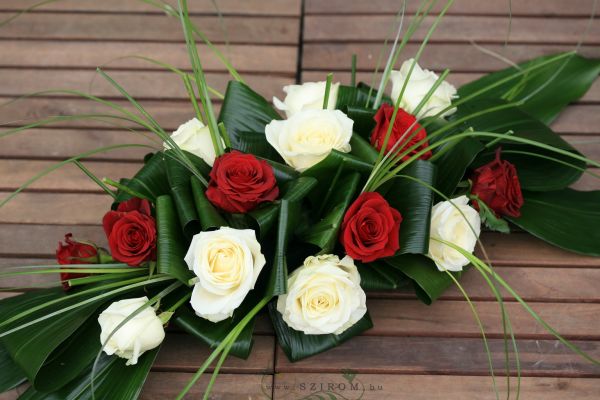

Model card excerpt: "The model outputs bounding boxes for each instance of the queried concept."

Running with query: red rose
[370,103,432,162]
[206,150,279,213]
[470,148,524,218]
[56,233,97,290]
[340,192,403,263]
[102,198,156,266]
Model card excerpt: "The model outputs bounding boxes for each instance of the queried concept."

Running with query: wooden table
[1,1,599,398]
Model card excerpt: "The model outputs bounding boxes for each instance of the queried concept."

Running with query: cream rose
[277,254,367,335]
[98,297,165,366]
[428,195,481,272]
[390,59,457,118]
[273,81,340,118]
[164,117,224,166]
[185,227,266,322]
[265,109,353,171]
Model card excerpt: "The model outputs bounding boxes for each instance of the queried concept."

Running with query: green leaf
[165,153,200,238]
[475,197,510,234]
[218,81,282,152]
[265,158,299,187]
[297,173,361,254]
[344,106,376,139]
[349,133,379,164]
[458,53,600,124]
[231,131,284,162]
[455,101,585,191]
[267,199,297,297]
[269,301,373,362]
[508,189,600,256]
[0,343,26,393]
[433,137,484,198]
[385,254,460,304]
[0,289,102,384]
[19,349,159,400]
[384,160,437,255]
[190,177,227,231]
[174,305,255,360]
[156,195,194,284]
[336,83,391,110]
[114,152,170,205]
[356,261,410,291]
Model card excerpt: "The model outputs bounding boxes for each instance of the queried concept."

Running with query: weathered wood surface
[1,0,599,399]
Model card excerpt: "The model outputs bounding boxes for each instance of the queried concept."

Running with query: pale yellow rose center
[299,281,340,317]
[205,241,244,285]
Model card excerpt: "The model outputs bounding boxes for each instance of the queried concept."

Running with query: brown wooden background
[1,0,599,398]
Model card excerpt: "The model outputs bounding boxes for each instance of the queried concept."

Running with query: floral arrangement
[1,1,600,399]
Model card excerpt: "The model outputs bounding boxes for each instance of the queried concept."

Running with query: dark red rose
[470,148,524,218]
[102,198,156,266]
[340,192,403,263]
[56,233,97,290]
[370,103,432,162]
[206,150,279,213]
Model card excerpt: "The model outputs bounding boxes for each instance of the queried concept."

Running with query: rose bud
[98,296,165,365]
[102,197,157,266]
[370,103,432,162]
[206,151,279,213]
[340,192,402,263]
[56,233,98,290]
[470,148,524,218]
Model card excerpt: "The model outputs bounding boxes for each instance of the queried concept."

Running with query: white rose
[98,296,165,366]
[265,109,353,171]
[428,195,481,272]
[164,117,224,166]
[277,254,367,335]
[390,59,457,118]
[273,81,340,118]
[185,227,266,323]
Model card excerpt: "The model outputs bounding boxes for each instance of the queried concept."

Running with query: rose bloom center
[205,242,244,286]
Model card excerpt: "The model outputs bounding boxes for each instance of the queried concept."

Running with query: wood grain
[275,336,600,377]
[274,373,600,400]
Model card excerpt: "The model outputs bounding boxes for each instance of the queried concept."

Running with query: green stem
[323,73,334,109]
[73,160,117,199]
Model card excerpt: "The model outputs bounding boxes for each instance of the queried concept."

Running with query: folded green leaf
[113,152,170,206]
[0,344,26,393]
[356,261,410,291]
[350,133,379,164]
[458,53,600,125]
[384,160,437,255]
[344,106,376,139]
[230,131,284,162]
[156,195,194,284]
[336,83,391,110]
[165,154,200,238]
[509,189,600,256]
[190,177,227,231]
[385,254,460,304]
[218,81,282,151]
[269,301,373,362]
[433,136,484,198]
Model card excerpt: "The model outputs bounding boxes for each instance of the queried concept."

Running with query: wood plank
[141,373,272,400]
[304,15,600,44]
[2,98,597,135]
[0,160,143,192]
[0,69,295,100]
[275,336,600,377]
[0,40,297,73]
[0,0,301,16]
[305,0,598,17]
[273,373,600,400]
[366,299,600,339]
[0,13,299,45]
[155,333,274,373]
[302,43,600,72]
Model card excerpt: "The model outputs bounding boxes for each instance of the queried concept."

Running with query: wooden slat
[275,336,600,377]
[366,299,600,339]
[304,15,600,44]
[0,69,295,100]
[2,98,597,135]
[140,373,271,400]
[0,13,299,45]
[305,0,598,17]
[0,0,302,16]
[0,40,297,73]
[274,374,600,400]
[302,43,600,72]
[155,333,274,373]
